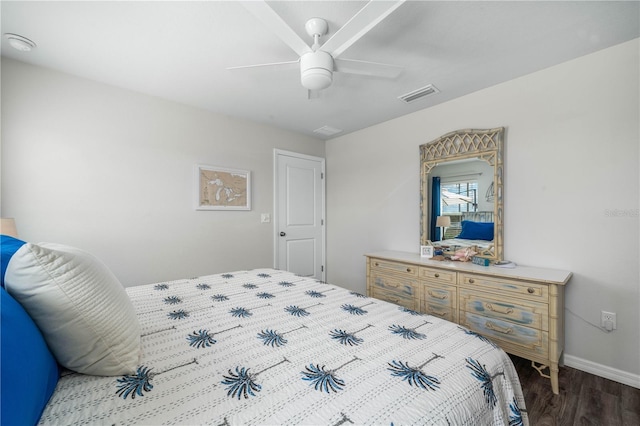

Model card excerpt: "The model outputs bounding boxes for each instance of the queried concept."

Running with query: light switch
[261,213,271,223]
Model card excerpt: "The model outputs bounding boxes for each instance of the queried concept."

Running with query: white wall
[326,39,640,382]
[1,58,325,286]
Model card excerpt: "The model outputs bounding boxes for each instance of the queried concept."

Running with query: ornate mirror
[420,128,504,261]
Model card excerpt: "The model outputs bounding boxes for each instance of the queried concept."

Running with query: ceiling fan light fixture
[302,68,332,91]
[300,50,333,91]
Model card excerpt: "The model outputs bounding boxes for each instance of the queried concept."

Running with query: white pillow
[4,242,141,376]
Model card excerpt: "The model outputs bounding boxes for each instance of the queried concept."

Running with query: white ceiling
[2,1,638,140]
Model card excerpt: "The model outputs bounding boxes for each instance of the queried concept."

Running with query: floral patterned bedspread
[39,269,528,425]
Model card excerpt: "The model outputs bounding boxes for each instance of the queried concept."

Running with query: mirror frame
[420,127,504,261]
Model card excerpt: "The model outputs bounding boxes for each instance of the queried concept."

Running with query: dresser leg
[550,362,560,395]
[531,361,559,394]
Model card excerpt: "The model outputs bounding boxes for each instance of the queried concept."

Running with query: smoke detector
[4,33,36,52]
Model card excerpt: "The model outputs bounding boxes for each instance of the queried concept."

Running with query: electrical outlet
[601,311,617,331]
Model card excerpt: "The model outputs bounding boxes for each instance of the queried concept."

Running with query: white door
[274,150,325,281]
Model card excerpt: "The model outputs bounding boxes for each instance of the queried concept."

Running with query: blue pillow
[1,235,27,288]
[1,286,59,426]
[456,220,494,241]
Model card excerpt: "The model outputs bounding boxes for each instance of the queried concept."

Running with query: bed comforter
[38,268,528,425]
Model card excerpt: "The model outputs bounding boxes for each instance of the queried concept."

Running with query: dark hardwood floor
[510,355,640,426]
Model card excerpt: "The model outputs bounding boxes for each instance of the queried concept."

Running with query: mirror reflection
[420,128,504,261]
[428,159,495,253]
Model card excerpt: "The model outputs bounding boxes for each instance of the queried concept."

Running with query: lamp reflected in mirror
[435,216,451,241]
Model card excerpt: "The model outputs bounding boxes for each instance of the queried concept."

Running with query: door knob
[280,232,286,237]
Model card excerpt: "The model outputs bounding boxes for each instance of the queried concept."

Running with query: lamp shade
[435,216,451,227]
[0,218,19,238]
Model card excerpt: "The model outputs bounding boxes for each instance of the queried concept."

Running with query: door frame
[273,149,326,281]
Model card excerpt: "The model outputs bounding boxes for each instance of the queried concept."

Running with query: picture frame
[195,164,251,211]
[420,245,434,258]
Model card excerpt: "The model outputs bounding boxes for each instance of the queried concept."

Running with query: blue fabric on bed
[456,220,494,241]
[1,235,27,288]
[1,286,60,426]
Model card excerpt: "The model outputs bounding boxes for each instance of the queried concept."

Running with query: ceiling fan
[228,0,406,95]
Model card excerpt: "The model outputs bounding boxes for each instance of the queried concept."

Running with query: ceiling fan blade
[226,60,299,71]
[320,0,406,58]
[240,1,311,57]
[334,58,403,79]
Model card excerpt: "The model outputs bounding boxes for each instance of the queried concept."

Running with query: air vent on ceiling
[398,84,440,104]
[313,125,342,137]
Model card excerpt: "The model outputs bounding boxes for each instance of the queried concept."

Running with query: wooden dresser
[366,250,572,394]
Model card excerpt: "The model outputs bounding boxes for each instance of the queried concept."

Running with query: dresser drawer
[460,312,549,359]
[424,304,456,322]
[424,283,457,322]
[425,284,457,307]
[370,259,418,277]
[419,266,456,284]
[459,273,548,301]
[459,289,548,331]
[370,273,420,311]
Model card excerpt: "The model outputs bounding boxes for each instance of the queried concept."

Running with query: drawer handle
[486,303,513,315]
[486,321,513,334]
[429,309,447,317]
[374,262,380,267]
[468,278,475,284]
[434,273,440,278]
[527,287,535,294]
[406,268,412,273]
[386,283,400,288]
[428,290,447,300]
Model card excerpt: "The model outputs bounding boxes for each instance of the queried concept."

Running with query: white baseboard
[564,354,640,389]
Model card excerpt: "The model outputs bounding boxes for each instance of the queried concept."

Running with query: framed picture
[420,245,434,258]
[195,164,251,210]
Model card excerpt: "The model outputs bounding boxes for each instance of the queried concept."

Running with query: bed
[433,211,495,254]
[1,238,528,425]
